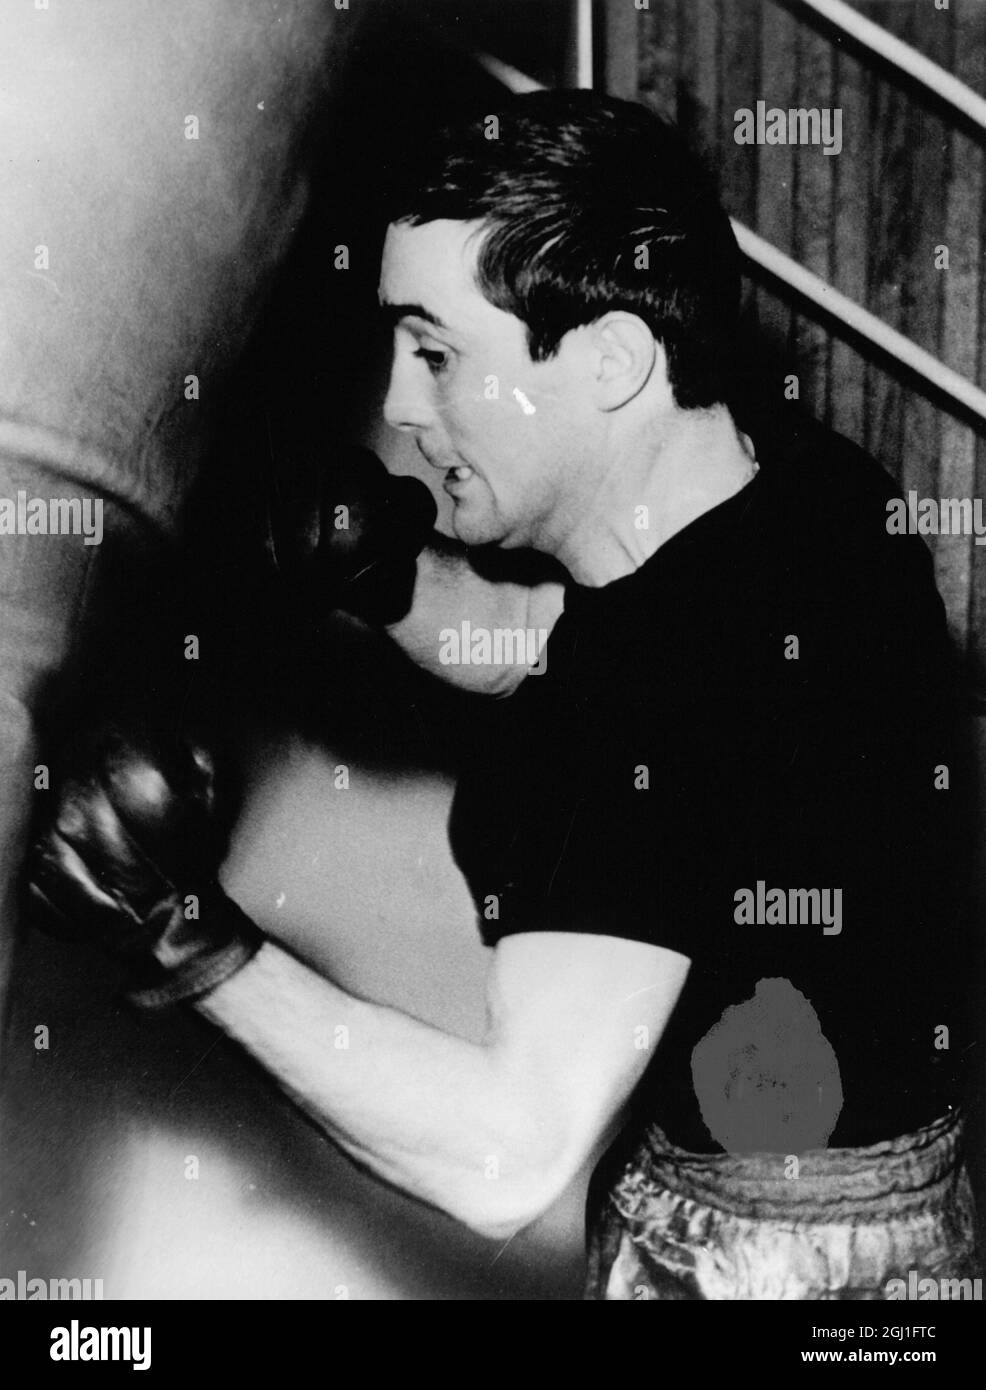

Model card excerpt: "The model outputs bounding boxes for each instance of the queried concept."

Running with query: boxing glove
[27,713,263,1011]
[267,444,437,626]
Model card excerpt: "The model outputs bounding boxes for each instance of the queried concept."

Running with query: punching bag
[0,0,353,1039]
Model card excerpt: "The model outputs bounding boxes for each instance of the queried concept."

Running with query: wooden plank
[958,0,986,697]
[676,0,719,157]
[861,2,911,470]
[754,0,798,373]
[717,0,761,228]
[637,0,678,120]
[715,0,760,380]
[899,1,949,504]
[935,0,985,662]
[974,410,986,698]
[603,0,640,102]
[828,35,871,442]
[792,12,835,423]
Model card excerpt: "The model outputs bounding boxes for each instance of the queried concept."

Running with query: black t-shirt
[449,418,973,1152]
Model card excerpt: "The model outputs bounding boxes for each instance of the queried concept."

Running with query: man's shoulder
[747,409,940,592]
[752,409,900,508]
[751,409,921,533]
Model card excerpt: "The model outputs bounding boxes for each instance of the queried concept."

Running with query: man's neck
[555,405,758,588]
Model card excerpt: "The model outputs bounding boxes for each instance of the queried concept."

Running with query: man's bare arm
[196,931,689,1239]
[384,535,565,695]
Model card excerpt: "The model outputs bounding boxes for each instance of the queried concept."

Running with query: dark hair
[388,91,741,410]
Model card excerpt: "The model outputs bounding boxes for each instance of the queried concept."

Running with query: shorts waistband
[619,1109,966,1225]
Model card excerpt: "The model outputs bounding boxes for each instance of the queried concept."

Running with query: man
[29,92,979,1299]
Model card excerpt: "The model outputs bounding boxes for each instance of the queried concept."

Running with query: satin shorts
[585,1110,980,1300]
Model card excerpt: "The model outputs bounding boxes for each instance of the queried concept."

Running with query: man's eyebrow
[379,302,450,331]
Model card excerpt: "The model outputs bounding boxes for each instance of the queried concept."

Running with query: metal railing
[477,0,986,428]
[793,0,986,136]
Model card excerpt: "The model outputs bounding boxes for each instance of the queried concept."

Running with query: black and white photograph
[1,0,984,1340]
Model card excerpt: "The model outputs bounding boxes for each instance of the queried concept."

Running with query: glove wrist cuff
[126,889,265,1012]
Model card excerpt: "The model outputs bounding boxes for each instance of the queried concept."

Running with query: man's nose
[382,357,432,432]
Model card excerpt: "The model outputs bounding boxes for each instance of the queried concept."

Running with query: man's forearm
[384,537,561,693]
[195,941,563,1238]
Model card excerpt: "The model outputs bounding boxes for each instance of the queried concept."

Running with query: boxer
[28,91,979,1298]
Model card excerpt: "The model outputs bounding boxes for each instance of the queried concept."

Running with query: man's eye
[413,347,448,373]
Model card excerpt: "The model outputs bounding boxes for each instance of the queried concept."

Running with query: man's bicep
[485,931,690,1172]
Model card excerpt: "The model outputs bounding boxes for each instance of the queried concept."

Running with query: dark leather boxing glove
[27,716,264,1012]
[268,444,437,626]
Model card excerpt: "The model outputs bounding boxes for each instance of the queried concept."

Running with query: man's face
[378,219,595,550]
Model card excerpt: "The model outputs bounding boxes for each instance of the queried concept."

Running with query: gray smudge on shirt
[691,978,844,1154]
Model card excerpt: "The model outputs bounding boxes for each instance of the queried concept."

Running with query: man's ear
[590,312,663,412]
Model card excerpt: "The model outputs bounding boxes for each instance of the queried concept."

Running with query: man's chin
[450,508,511,549]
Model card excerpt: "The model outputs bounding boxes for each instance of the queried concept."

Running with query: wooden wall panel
[938,1,985,659]
[829,37,870,443]
[608,0,986,692]
[864,1,911,468]
[793,17,835,422]
[899,1,948,507]
[755,2,798,364]
[637,0,678,118]
[718,0,762,229]
[676,0,721,156]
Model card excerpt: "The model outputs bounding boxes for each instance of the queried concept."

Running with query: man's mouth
[444,464,477,496]
[416,443,478,493]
